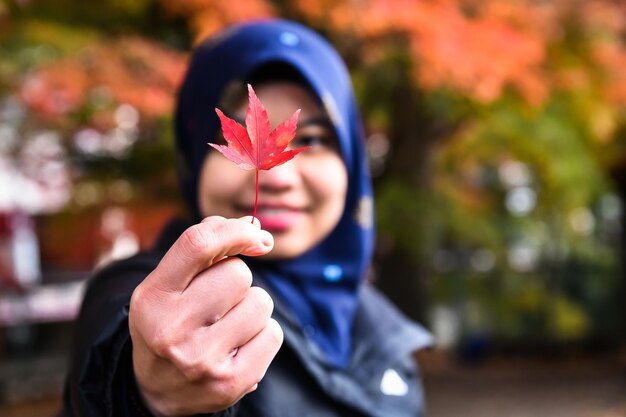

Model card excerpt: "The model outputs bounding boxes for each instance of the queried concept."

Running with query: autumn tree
[3,0,626,346]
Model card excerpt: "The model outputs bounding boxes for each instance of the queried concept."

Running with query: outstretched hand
[129,216,283,416]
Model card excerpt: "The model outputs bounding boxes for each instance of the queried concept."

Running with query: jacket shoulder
[355,285,433,357]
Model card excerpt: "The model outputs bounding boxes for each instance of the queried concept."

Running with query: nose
[258,161,300,192]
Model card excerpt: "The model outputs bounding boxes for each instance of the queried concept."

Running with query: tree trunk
[373,84,457,324]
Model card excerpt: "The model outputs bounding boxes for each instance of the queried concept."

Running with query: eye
[293,135,328,148]
[290,126,340,153]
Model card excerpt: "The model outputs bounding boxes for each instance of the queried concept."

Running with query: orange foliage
[152,0,624,108]
[20,37,187,122]
[592,43,626,106]
[158,0,275,43]
[25,0,625,121]
[581,1,626,106]
[580,1,626,34]
[410,2,547,105]
[294,0,550,105]
[293,0,365,33]
[21,60,90,118]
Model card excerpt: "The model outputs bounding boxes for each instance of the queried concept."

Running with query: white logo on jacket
[380,368,409,396]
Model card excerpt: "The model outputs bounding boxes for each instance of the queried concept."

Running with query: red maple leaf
[209,84,308,220]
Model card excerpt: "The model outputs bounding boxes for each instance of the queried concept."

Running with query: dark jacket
[61,219,433,417]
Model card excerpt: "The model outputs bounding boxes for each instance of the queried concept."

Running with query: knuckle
[211,388,238,410]
[128,283,164,337]
[147,323,186,361]
[148,330,176,359]
[211,371,242,407]
[201,215,226,224]
[180,224,217,258]
[208,362,233,382]
[234,260,254,289]
[129,284,147,315]
[248,287,274,316]
[170,349,210,380]
[177,354,232,383]
[128,293,146,336]
[178,359,210,381]
[217,257,253,289]
[194,360,234,386]
[204,216,230,237]
[267,318,285,347]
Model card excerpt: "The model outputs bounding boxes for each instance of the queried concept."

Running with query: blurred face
[198,81,348,259]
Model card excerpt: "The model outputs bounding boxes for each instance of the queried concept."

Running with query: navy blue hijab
[175,19,374,368]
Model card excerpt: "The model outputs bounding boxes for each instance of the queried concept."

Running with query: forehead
[234,82,326,118]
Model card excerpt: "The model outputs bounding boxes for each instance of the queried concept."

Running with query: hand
[129,216,283,416]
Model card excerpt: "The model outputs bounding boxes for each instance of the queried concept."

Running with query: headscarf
[175,19,374,368]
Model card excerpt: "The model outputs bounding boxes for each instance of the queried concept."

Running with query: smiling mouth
[237,202,305,214]
[239,204,304,231]
[255,207,299,215]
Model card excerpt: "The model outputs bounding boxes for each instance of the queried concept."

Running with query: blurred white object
[429,304,461,349]
[95,207,139,269]
[0,280,86,326]
[10,212,41,287]
[0,211,41,289]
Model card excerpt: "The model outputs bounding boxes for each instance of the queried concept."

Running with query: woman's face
[198,81,348,260]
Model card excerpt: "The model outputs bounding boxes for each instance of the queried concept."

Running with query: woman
[62,19,432,417]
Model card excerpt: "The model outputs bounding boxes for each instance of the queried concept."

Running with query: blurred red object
[0,212,21,290]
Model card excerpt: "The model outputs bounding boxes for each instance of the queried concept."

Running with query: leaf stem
[252,169,259,223]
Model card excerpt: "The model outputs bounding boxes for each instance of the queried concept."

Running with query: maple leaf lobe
[209,84,308,171]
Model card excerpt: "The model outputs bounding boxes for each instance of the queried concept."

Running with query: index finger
[149,216,273,292]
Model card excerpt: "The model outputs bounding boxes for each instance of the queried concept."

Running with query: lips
[242,203,304,232]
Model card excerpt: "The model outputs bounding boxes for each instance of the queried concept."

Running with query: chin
[262,239,307,260]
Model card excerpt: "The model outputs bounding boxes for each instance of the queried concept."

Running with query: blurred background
[0,0,625,416]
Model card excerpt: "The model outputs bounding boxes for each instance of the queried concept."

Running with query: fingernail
[240,216,261,228]
[260,230,273,247]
